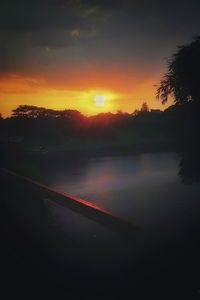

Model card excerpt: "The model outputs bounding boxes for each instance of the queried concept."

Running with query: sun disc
[95,94,107,106]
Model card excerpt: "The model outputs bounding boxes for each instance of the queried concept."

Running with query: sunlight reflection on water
[46,152,200,240]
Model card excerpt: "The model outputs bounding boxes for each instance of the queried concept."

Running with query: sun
[94,94,107,107]
[75,89,117,114]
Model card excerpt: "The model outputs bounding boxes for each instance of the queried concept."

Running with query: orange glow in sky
[0,71,171,117]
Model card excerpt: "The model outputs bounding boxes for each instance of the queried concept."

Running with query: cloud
[0,0,104,32]
[0,0,106,74]
[0,0,200,79]
[71,28,81,39]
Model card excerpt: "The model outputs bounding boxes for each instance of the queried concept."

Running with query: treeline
[1,101,199,181]
[0,103,176,152]
[1,100,199,159]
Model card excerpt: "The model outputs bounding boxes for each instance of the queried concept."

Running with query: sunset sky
[1,0,200,117]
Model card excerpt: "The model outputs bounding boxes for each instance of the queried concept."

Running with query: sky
[0,0,200,117]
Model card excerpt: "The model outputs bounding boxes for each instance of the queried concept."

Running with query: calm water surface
[45,152,200,241]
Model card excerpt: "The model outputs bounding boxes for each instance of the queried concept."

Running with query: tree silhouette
[157,36,200,182]
[157,36,200,106]
[141,102,149,112]
[12,105,84,122]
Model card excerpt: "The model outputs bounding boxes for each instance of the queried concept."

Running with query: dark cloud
[0,0,93,31]
[0,0,104,73]
[0,0,200,77]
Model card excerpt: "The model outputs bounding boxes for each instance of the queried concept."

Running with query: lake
[44,152,200,244]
